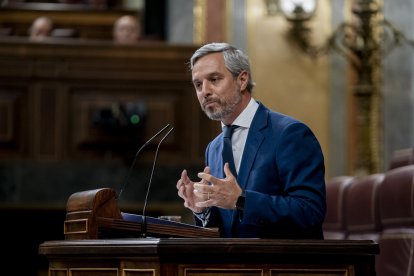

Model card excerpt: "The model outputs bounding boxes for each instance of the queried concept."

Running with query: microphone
[118,123,171,199]
[141,125,174,237]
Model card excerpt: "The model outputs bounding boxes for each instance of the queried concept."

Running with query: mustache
[202,98,220,108]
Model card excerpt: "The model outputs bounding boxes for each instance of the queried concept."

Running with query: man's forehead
[192,53,227,76]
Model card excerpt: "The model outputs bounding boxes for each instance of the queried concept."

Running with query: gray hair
[189,42,256,93]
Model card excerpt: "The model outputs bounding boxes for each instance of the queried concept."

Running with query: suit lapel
[237,103,268,190]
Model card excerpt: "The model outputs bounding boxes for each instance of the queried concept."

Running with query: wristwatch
[235,190,246,211]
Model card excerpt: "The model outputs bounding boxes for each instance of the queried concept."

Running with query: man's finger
[197,170,218,184]
[181,169,189,181]
[223,162,234,179]
[193,184,210,195]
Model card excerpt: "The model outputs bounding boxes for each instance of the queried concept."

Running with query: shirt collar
[221,98,259,130]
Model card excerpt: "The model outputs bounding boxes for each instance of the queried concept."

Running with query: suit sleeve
[242,122,326,233]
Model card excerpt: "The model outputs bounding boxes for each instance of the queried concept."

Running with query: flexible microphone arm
[118,123,171,199]
[141,126,174,238]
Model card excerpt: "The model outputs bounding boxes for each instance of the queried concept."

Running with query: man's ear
[238,71,249,91]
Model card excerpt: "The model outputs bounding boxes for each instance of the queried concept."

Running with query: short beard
[202,88,242,121]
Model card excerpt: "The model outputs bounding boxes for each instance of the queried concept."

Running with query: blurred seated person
[112,15,141,44]
[29,16,53,42]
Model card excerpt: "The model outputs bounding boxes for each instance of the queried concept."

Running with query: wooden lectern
[38,189,379,275]
[64,188,220,239]
[39,238,379,276]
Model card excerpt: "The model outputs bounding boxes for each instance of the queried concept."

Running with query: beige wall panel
[247,0,332,176]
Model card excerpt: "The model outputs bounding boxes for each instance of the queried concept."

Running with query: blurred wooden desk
[0,2,138,39]
[39,238,379,276]
[0,38,218,165]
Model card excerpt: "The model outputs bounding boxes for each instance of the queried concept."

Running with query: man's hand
[194,163,242,210]
[177,167,210,213]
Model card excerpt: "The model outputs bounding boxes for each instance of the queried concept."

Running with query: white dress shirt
[221,98,259,174]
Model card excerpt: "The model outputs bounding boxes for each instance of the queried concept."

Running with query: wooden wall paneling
[0,56,32,77]
[68,85,180,161]
[0,83,29,160]
[32,82,65,161]
[0,88,18,143]
[61,55,192,82]
[0,40,216,168]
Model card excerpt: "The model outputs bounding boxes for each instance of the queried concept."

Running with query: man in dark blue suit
[177,42,326,239]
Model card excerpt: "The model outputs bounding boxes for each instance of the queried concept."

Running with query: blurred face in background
[29,17,53,41]
[113,15,141,44]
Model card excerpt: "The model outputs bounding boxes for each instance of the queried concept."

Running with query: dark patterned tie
[222,125,238,177]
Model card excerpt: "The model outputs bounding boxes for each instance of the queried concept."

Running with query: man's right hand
[176,167,210,213]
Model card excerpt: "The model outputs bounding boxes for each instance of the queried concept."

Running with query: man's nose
[201,81,212,96]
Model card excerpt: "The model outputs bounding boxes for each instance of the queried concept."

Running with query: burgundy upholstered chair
[388,147,414,170]
[345,173,384,241]
[323,176,354,240]
[377,165,414,276]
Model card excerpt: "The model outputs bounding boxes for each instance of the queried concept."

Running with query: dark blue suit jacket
[196,102,326,239]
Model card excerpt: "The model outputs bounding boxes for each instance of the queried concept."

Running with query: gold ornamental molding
[269,0,412,175]
[193,0,207,44]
